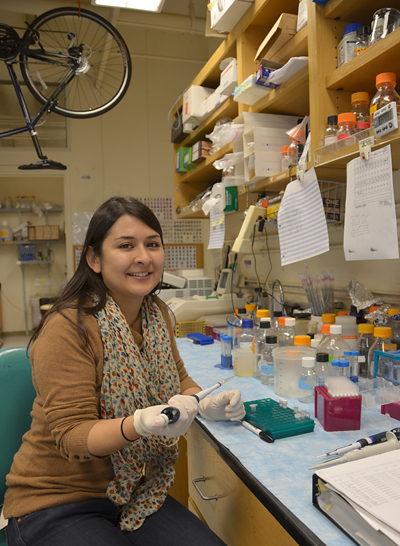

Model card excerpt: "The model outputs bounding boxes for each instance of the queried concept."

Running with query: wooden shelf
[0,205,63,213]
[250,66,309,117]
[269,25,308,64]
[180,97,238,148]
[326,28,400,95]
[177,142,233,186]
[314,127,400,171]
[324,0,400,25]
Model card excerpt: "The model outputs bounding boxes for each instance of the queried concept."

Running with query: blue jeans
[6,496,226,546]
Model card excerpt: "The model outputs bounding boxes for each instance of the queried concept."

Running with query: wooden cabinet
[186,423,299,546]
[173,0,400,218]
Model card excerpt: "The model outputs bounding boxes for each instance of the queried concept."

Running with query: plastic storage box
[315,385,361,431]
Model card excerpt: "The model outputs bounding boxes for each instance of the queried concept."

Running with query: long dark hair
[29,196,164,347]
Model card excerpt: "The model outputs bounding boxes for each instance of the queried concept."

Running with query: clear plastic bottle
[0,221,13,243]
[324,115,338,146]
[254,309,269,328]
[351,92,371,131]
[281,145,290,171]
[238,319,254,350]
[388,308,400,349]
[356,322,374,378]
[368,326,395,379]
[287,132,304,167]
[353,25,369,56]
[317,324,350,361]
[336,113,357,142]
[254,319,272,379]
[335,314,358,350]
[297,356,317,403]
[277,317,296,347]
[260,334,277,386]
[315,352,331,385]
[271,311,283,332]
[244,303,256,321]
[370,72,400,118]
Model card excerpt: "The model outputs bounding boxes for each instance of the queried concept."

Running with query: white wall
[0,2,221,332]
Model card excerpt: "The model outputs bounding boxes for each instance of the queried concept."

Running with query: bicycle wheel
[19,7,131,118]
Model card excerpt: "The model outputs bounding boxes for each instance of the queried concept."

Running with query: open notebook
[313,449,400,546]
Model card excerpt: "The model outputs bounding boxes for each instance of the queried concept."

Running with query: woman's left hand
[198,390,245,421]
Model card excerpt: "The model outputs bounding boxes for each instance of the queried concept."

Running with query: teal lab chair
[0,347,35,546]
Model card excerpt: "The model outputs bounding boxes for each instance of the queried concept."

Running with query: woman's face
[87,214,164,307]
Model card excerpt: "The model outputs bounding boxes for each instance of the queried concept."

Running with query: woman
[4,196,245,546]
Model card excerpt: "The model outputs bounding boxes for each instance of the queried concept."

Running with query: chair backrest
[0,347,36,503]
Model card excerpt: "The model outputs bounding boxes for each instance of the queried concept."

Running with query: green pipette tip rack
[244,398,315,440]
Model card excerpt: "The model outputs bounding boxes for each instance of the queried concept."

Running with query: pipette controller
[309,430,400,470]
[316,427,400,459]
[160,375,235,425]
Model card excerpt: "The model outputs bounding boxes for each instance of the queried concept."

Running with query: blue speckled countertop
[177,338,399,546]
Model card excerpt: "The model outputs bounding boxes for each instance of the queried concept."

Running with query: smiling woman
[3,196,244,546]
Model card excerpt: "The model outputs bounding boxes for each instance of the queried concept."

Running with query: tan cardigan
[4,298,198,518]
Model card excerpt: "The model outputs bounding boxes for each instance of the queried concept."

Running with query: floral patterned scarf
[96,295,180,531]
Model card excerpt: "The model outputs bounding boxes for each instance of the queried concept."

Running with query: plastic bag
[286,115,309,145]
[206,122,244,152]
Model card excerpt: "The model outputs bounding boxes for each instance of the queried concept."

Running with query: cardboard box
[182,85,214,125]
[224,186,238,212]
[220,58,238,95]
[255,59,283,89]
[255,13,298,62]
[191,140,212,163]
[175,147,191,173]
[34,226,44,240]
[210,0,254,33]
[50,225,60,240]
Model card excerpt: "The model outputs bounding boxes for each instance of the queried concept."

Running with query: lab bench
[176,338,396,546]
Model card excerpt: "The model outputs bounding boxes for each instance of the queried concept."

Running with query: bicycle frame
[2,61,74,162]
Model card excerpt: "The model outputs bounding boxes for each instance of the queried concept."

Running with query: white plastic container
[335,315,358,350]
[273,345,315,397]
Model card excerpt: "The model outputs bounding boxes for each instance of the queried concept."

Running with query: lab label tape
[243,398,315,440]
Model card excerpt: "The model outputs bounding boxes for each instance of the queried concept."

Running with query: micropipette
[160,375,235,424]
[315,427,400,459]
[309,431,400,470]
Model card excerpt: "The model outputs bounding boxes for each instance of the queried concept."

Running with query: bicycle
[0,6,132,170]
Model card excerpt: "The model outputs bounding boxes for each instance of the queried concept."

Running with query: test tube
[220,335,227,368]
[225,335,232,368]
[351,350,359,377]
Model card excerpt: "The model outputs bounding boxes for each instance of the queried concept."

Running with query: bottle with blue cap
[337,23,363,67]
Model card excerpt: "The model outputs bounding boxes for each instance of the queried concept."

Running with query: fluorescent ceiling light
[91,0,165,12]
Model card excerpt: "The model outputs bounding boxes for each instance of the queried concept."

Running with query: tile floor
[1,332,31,349]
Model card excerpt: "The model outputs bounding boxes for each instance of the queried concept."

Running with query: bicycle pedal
[18,159,67,171]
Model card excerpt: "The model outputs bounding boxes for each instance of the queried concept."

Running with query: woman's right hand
[133,395,198,438]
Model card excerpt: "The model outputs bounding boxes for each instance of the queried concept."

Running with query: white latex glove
[134,395,198,438]
[198,390,245,421]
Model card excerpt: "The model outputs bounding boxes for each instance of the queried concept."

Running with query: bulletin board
[164,244,203,270]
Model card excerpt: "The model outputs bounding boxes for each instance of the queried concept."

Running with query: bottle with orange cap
[370,72,400,118]
[277,317,296,347]
[281,145,290,172]
[351,92,370,131]
[367,327,395,379]
[336,113,357,142]
[356,323,374,377]
[254,308,270,329]
[317,324,350,361]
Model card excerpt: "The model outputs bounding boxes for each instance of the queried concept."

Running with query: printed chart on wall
[277,168,329,266]
[344,145,398,261]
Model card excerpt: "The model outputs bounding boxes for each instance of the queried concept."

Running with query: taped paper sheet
[344,144,398,261]
[277,167,329,266]
[208,209,225,249]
